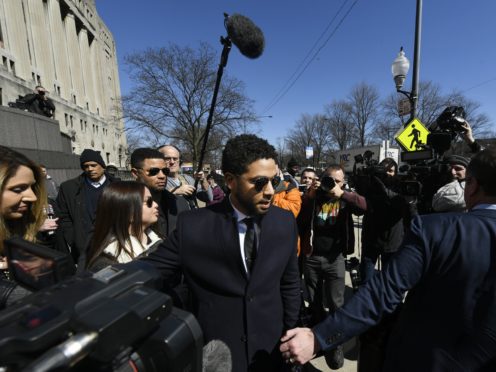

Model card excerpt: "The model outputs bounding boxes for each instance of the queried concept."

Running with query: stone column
[27,0,55,86]
[48,0,71,101]
[1,0,31,80]
[64,12,84,104]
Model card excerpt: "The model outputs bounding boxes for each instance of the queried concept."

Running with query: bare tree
[347,82,380,147]
[122,43,258,167]
[285,113,332,167]
[324,100,355,150]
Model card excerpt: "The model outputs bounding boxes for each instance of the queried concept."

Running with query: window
[64,113,69,127]
[70,115,73,128]
[2,56,7,69]
[10,61,15,76]
[80,119,83,131]
[0,87,3,106]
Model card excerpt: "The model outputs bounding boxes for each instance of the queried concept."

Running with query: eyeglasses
[164,157,179,162]
[143,196,154,208]
[249,176,281,192]
[141,167,170,176]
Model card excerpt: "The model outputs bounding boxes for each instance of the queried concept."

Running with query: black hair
[467,148,496,197]
[222,134,277,175]
[130,148,164,169]
[379,157,398,174]
[301,167,316,176]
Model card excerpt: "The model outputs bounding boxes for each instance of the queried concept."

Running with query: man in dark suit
[57,149,116,268]
[143,134,300,371]
[280,148,496,371]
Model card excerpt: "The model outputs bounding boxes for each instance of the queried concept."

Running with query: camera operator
[18,86,55,118]
[432,155,470,212]
[298,165,366,369]
[361,158,415,282]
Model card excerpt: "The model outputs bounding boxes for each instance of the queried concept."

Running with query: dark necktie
[243,218,257,272]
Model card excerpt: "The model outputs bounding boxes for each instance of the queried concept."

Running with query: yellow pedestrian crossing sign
[395,118,430,151]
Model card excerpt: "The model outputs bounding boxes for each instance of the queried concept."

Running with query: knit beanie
[446,154,470,168]
[80,149,106,169]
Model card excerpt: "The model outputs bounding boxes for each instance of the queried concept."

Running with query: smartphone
[298,185,307,192]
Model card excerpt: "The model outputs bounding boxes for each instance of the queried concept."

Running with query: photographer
[18,86,55,118]
[298,165,366,369]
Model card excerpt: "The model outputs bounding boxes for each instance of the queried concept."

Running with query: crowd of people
[1,119,496,371]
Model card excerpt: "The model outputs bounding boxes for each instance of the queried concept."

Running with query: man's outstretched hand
[280,327,320,365]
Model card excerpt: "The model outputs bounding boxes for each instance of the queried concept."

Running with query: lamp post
[391,0,423,126]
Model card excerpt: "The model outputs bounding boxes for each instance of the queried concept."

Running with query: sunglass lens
[146,197,153,208]
[148,168,159,176]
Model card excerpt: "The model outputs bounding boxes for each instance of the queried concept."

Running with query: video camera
[0,238,203,372]
[349,150,389,197]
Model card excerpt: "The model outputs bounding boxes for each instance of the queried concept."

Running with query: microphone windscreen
[202,339,232,372]
[226,14,265,59]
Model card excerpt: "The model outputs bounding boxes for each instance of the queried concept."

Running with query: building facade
[0,0,127,167]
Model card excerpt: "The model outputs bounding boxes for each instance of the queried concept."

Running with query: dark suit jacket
[56,173,116,266]
[313,208,496,372]
[143,200,301,371]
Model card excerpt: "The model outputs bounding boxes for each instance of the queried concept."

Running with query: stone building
[0,0,127,167]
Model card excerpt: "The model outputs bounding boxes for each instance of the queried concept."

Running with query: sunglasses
[142,167,170,176]
[250,176,281,192]
[143,196,154,208]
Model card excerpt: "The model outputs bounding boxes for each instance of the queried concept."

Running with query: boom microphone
[202,339,232,372]
[225,13,265,59]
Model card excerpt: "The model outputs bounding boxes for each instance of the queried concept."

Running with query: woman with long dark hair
[86,181,161,269]
[0,146,47,308]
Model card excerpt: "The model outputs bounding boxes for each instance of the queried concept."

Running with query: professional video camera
[349,150,389,197]
[0,238,203,372]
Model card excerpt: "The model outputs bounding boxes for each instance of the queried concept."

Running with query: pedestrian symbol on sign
[395,118,430,152]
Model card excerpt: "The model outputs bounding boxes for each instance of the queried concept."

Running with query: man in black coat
[56,149,116,268]
[143,135,300,371]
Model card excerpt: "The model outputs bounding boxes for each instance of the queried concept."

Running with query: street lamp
[391,0,423,126]
[391,47,410,91]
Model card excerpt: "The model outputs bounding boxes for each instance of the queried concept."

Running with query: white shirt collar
[88,174,106,188]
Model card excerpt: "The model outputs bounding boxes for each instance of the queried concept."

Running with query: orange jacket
[272,181,302,254]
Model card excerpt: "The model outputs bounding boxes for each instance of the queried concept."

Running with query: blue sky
[96,0,496,146]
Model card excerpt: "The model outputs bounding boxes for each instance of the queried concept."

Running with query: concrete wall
[0,105,81,184]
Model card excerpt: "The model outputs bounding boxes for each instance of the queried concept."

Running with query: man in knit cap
[56,149,117,268]
[432,154,471,212]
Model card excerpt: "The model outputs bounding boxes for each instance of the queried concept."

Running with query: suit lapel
[218,200,249,281]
